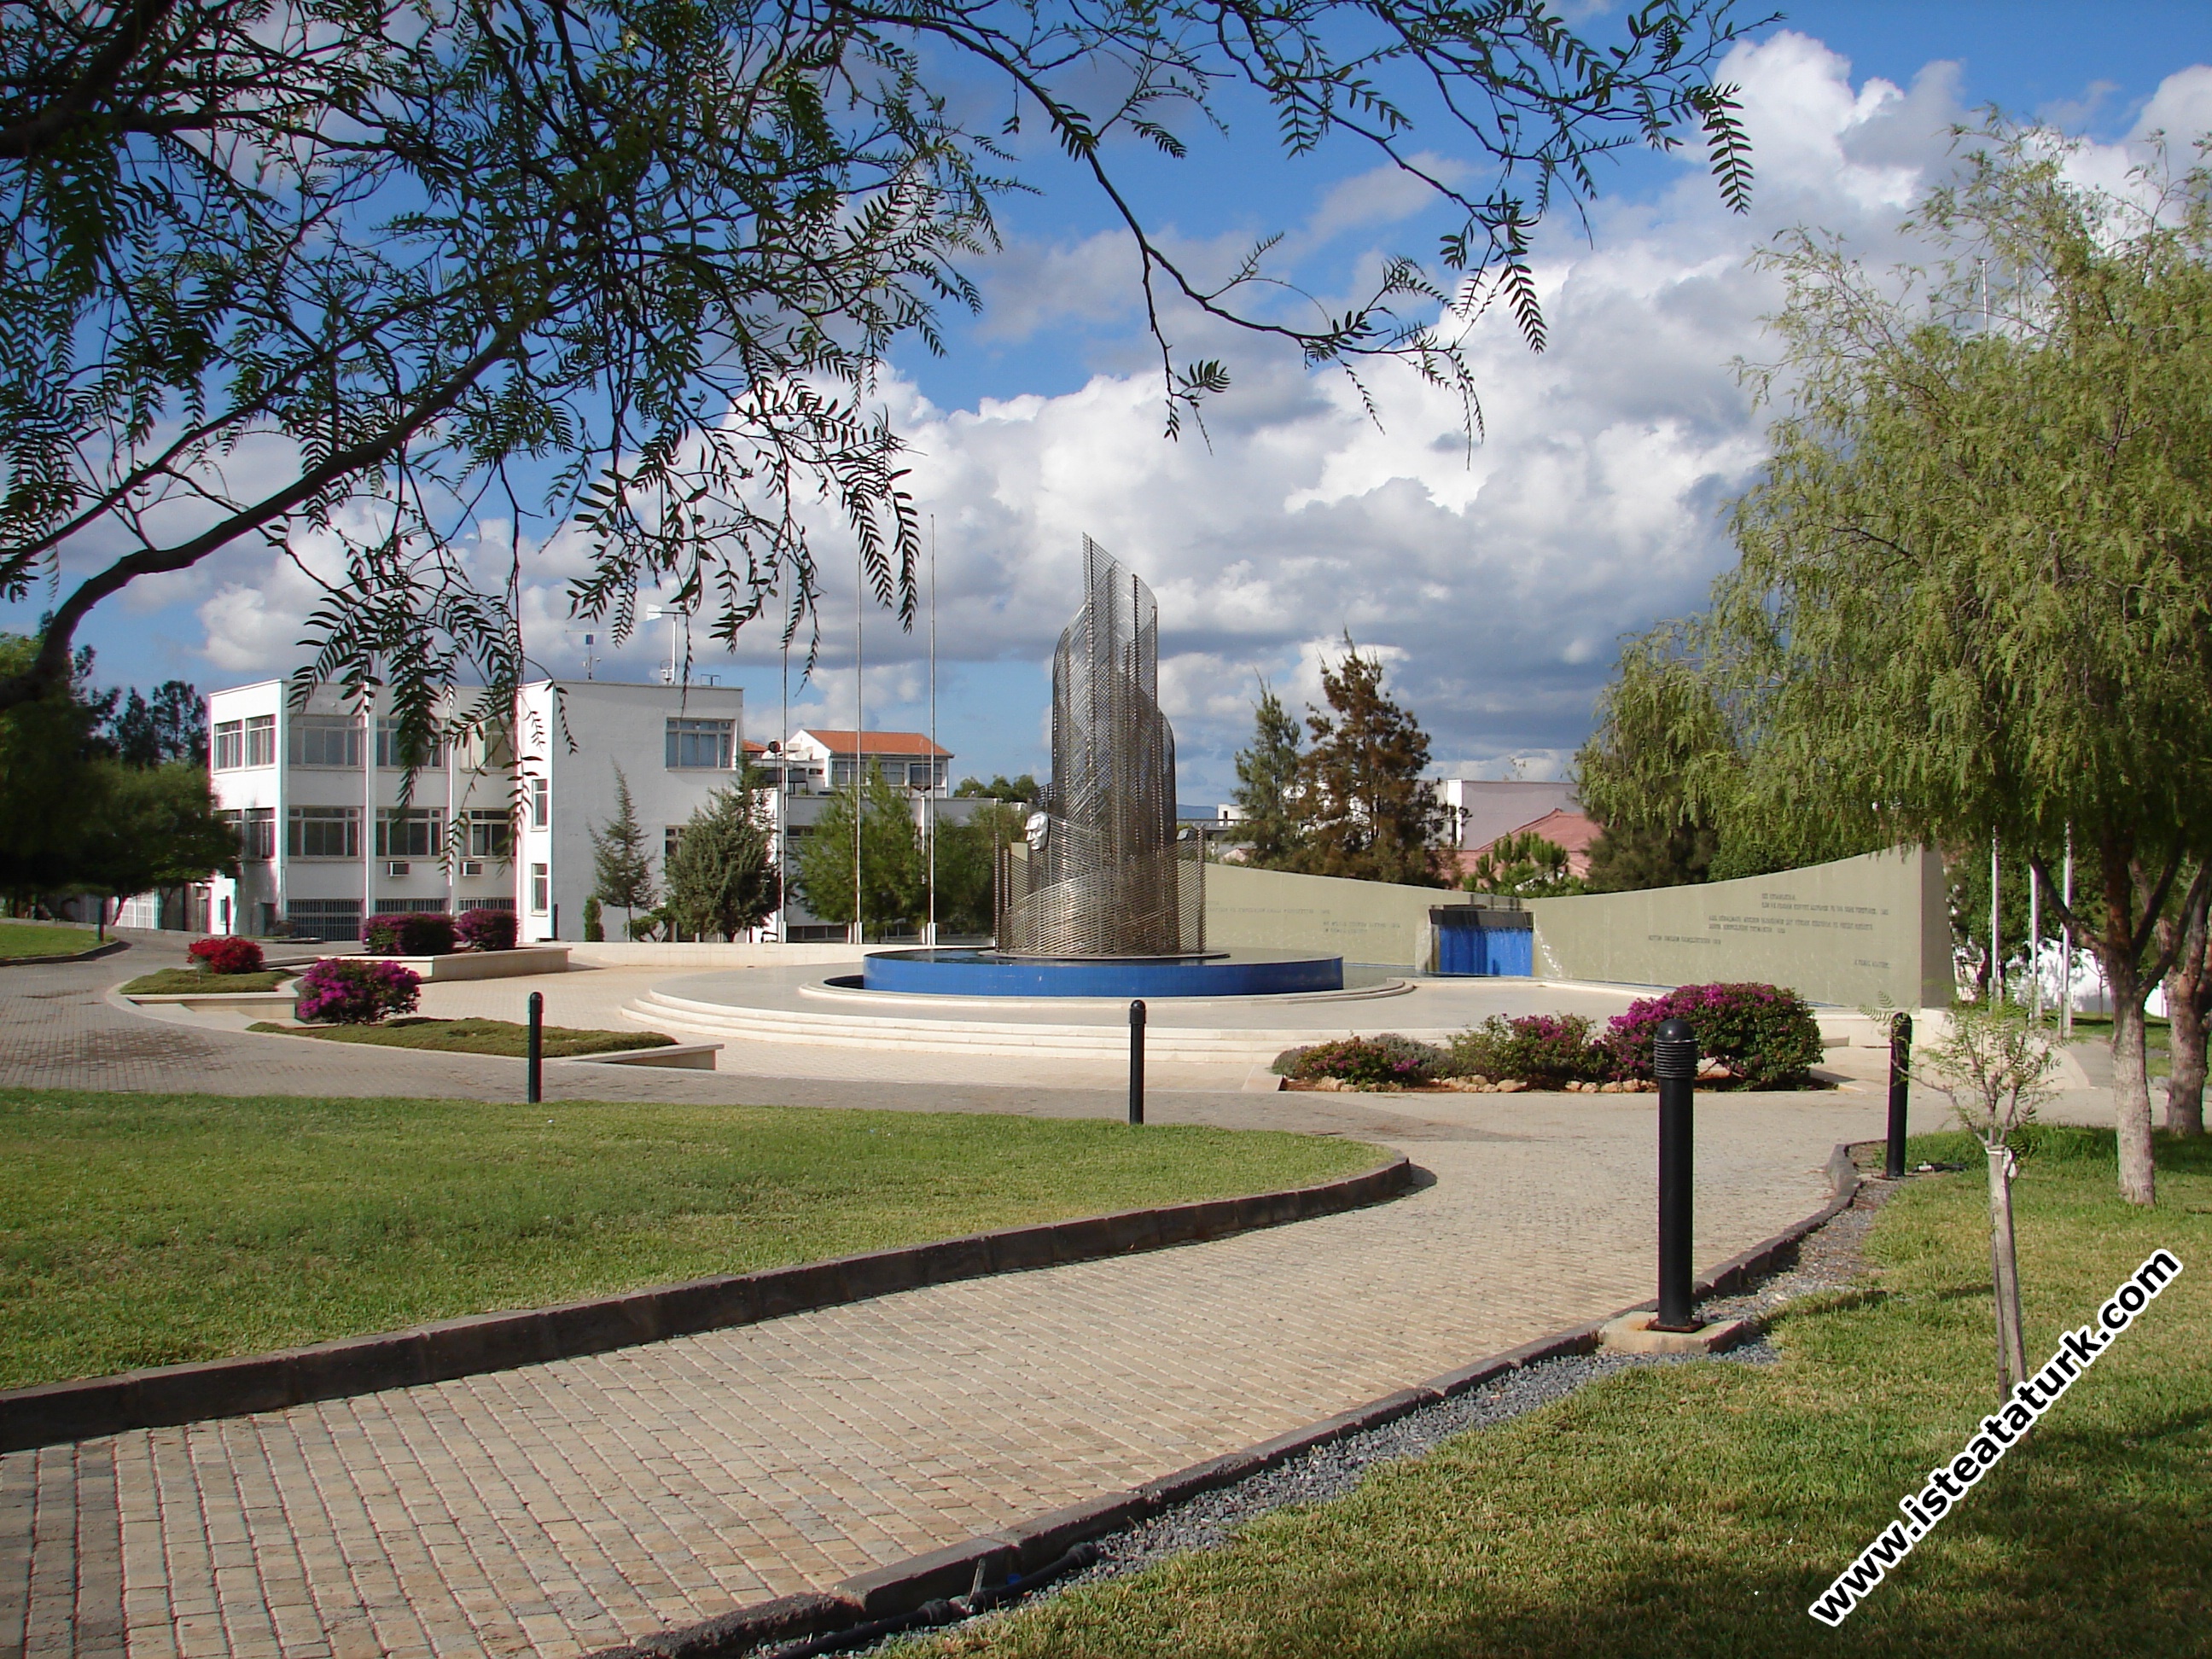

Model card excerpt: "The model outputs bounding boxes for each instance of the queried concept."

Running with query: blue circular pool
[859,947,1345,998]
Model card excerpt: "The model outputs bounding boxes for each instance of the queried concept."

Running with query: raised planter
[125,990,300,1012]
[360,945,571,981]
[557,1042,720,1071]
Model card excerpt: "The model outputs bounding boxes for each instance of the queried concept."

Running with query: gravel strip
[819,1173,1905,1656]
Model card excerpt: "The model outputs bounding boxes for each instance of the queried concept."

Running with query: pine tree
[1231,681,1305,868]
[588,765,655,935]
[664,781,780,940]
[1464,831,1582,897]
[1289,637,1443,887]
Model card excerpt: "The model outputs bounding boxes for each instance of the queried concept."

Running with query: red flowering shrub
[1599,982,1823,1088]
[455,907,519,952]
[188,936,265,975]
[294,958,422,1024]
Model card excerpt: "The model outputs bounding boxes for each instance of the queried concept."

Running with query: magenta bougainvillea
[187,935,265,975]
[1600,982,1823,1087]
[361,911,457,956]
[455,907,519,952]
[294,957,422,1024]
[1272,1034,1447,1086]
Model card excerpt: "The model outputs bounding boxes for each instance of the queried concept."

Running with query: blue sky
[17,3,2212,802]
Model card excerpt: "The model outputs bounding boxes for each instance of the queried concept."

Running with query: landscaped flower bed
[1272,982,1826,1093]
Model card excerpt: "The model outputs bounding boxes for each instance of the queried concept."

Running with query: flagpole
[928,516,938,947]
[853,545,864,947]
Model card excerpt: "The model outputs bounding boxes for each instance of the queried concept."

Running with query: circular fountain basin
[859,947,1344,998]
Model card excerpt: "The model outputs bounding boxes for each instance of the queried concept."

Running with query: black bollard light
[1886,1012,1913,1179]
[1128,999,1146,1126]
[527,990,544,1105]
[1653,1016,1698,1331]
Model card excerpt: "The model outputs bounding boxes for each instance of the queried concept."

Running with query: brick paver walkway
[5,937,1914,1658]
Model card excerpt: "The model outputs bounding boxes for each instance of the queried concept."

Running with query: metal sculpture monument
[856,538,1337,995]
[998,538,1200,956]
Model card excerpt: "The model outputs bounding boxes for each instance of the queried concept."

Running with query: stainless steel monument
[998,538,1202,956]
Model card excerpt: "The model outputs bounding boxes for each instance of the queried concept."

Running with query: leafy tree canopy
[794,761,924,934]
[0,633,230,899]
[953,774,1041,803]
[1576,122,2212,1203]
[2,0,1756,759]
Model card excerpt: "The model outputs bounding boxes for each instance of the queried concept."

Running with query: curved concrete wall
[1524,845,1952,1010]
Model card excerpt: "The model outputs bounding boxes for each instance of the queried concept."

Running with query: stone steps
[623,987,1463,1063]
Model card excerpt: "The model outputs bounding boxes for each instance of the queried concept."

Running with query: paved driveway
[0,937,2034,1658]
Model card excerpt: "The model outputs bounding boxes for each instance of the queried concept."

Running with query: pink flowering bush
[362,911,457,956]
[1599,981,1823,1088]
[1447,1013,1606,1085]
[1272,1034,1447,1086]
[455,907,519,952]
[187,935,265,975]
[295,957,421,1024]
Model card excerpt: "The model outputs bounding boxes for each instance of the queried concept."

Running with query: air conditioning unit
[383,861,410,876]
[459,860,484,877]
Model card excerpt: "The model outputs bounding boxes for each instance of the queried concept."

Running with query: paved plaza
[0,937,2119,1658]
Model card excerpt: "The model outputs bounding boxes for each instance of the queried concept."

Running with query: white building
[207,678,746,941]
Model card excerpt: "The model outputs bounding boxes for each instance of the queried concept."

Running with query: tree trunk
[2094,851,2158,1207]
[2107,956,2157,1206]
[1987,1144,2029,1400]
[2160,882,2210,1138]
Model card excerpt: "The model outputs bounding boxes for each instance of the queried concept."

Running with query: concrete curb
[584,1141,1868,1658]
[0,1154,1414,1453]
[0,938,130,966]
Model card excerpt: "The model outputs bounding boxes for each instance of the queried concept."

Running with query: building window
[830,759,856,787]
[245,714,276,768]
[287,806,359,859]
[240,806,275,861]
[664,826,683,865]
[906,762,934,789]
[459,897,516,914]
[530,863,550,912]
[375,719,447,769]
[289,717,362,768]
[212,721,243,771]
[529,776,550,828]
[666,718,735,769]
[469,809,513,859]
[375,808,443,859]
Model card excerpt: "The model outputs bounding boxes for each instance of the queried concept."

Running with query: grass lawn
[247,1015,668,1057]
[121,968,292,995]
[0,1090,1385,1390]
[922,1128,2211,1659]
[0,920,97,959]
